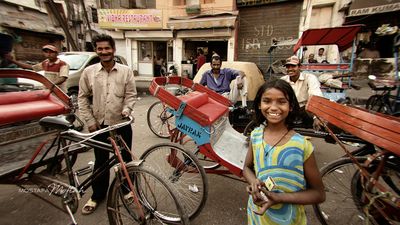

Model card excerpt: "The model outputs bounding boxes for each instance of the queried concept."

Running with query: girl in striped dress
[243,79,325,225]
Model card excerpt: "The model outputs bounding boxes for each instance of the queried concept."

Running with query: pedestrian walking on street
[78,34,137,215]
[243,79,325,224]
[9,44,69,92]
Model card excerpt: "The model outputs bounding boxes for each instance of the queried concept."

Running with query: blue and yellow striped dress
[247,126,314,225]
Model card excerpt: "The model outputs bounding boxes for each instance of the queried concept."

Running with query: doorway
[138,41,169,77]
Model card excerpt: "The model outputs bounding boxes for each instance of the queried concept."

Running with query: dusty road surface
[0,93,364,225]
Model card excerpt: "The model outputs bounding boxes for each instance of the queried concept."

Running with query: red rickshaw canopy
[293,24,364,53]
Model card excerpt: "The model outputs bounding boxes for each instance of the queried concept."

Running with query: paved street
[0,84,370,225]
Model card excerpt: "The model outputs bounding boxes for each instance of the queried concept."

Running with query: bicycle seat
[39,115,74,130]
[368,81,397,91]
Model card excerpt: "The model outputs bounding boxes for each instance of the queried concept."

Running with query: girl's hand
[258,188,281,210]
[246,179,265,203]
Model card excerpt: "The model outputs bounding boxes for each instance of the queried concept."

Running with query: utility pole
[79,0,93,44]
[46,0,79,51]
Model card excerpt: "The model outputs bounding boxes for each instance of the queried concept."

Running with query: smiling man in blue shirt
[199,54,245,103]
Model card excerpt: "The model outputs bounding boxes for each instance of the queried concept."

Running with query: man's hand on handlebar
[122,111,130,118]
[88,122,101,132]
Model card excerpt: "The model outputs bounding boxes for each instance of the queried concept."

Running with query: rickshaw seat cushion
[0,89,50,105]
[0,90,68,126]
[197,98,228,124]
[178,91,228,125]
[179,91,209,108]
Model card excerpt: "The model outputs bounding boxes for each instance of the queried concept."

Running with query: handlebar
[62,116,134,138]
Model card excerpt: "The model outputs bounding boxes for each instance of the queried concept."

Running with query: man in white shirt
[78,34,137,215]
[316,48,327,63]
[281,55,323,129]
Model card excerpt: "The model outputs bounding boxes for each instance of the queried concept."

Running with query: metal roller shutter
[237,1,302,76]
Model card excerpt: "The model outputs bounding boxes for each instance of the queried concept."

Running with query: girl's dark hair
[253,79,300,129]
[92,34,115,50]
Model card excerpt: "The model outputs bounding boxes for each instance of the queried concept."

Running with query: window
[91,7,98,23]
[118,0,156,9]
[139,41,153,62]
[34,0,44,8]
[173,0,186,6]
[120,0,130,8]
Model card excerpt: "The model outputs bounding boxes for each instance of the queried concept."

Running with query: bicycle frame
[307,95,400,223]
[10,116,149,223]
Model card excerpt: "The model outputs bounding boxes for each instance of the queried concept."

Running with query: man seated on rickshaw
[199,53,247,105]
[281,55,323,130]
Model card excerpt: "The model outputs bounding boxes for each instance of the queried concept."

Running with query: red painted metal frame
[0,69,70,106]
[150,76,243,177]
[149,76,231,127]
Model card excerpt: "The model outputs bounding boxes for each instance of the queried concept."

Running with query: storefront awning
[293,25,364,53]
[167,16,237,30]
[348,0,400,17]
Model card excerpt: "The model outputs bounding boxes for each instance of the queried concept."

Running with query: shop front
[180,38,228,78]
[345,0,400,78]
[124,30,173,75]
[168,14,237,78]
[137,40,171,77]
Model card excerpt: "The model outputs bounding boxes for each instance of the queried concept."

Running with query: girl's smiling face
[259,87,290,125]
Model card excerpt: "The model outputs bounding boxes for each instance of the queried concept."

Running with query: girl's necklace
[262,128,290,157]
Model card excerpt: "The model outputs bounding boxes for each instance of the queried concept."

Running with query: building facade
[0,0,64,64]
[95,0,237,83]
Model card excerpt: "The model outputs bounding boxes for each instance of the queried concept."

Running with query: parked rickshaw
[0,69,189,225]
[143,76,400,224]
[146,61,265,138]
[293,24,364,101]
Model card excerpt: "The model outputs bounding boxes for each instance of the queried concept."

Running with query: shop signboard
[348,0,400,17]
[236,0,290,7]
[98,9,163,29]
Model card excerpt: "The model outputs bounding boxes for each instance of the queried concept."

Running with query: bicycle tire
[366,95,388,114]
[147,101,175,138]
[107,163,189,225]
[140,143,208,220]
[313,157,368,225]
[181,137,220,169]
[351,157,400,224]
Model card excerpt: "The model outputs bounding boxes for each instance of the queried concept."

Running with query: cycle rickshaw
[0,69,188,225]
[146,61,265,138]
[142,74,400,224]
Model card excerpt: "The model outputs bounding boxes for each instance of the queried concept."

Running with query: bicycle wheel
[181,137,220,169]
[107,163,189,225]
[351,157,400,224]
[313,157,368,225]
[140,143,208,220]
[366,95,388,114]
[147,101,175,138]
